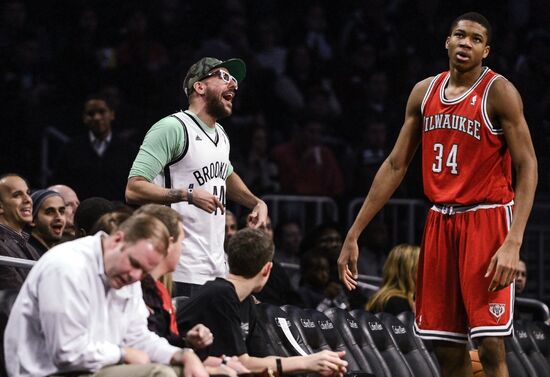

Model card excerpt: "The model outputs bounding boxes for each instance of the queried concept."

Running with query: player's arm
[226,172,268,228]
[485,78,538,291]
[338,78,429,290]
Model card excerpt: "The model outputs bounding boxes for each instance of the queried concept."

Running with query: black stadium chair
[311,309,375,375]
[514,319,550,376]
[396,311,441,377]
[376,312,439,377]
[324,307,392,377]
[351,310,415,377]
[282,306,374,376]
[504,333,537,377]
[527,321,550,366]
[254,303,301,357]
[282,306,358,368]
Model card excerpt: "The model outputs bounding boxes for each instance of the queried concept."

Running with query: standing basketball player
[338,12,537,376]
[126,57,268,297]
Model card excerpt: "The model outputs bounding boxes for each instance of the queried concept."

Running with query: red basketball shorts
[414,202,515,343]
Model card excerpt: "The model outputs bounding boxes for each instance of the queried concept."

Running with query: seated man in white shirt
[4,213,208,377]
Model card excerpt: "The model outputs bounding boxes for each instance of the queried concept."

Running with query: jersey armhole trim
[481,75,505,135]
[163,114,190,189]
[421,74,442,115]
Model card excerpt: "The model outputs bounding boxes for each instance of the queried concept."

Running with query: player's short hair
[449,12,492,45]
[226,228,274,278]
[118,213,170,256]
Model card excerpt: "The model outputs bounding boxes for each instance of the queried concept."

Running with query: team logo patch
[489,303,506,322]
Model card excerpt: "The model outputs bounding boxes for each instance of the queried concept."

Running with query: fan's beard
[205,88,232,120]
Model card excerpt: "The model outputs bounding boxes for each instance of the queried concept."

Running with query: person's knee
[478,337,506,367]
[434,341,470,370]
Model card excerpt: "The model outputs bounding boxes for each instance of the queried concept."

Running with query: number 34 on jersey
[432,143,459,175]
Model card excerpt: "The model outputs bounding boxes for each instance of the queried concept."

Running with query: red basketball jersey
[421,67,514,205]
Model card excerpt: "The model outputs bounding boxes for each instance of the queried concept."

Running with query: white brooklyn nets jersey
[153,110,230,284]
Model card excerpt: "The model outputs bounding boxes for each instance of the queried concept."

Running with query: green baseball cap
[183,57,246,96]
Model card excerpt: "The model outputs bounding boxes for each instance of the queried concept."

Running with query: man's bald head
[0,174,33,232]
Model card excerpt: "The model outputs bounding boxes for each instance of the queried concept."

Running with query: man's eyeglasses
[200,70,238,90]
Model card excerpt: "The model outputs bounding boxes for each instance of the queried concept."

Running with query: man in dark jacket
[52,94,137,201]
[0,173,40,290]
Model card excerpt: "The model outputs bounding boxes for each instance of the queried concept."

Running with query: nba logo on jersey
[489,303,506,322]
[470,95,477,106]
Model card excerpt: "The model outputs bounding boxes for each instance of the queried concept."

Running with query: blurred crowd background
[1,0,549,201]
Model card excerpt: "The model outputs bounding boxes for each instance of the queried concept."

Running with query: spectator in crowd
[0,173,40,290]
[225,210,238,243]
[74,197,116,237]
[51,94,138,201]
[272,117,345,195]
[516,259,527,295]
[48,184,80,239]
[366,244,420,315]
[28,189,66,255]
[4,213,208,377]
[231,124,279,195]
[247,214,302,306]
[352,118,389,195]
[273,220,302,265]
[304,222,367,309]
[357,220,389,277]
[126,57,268,297]
[177,228,348,375]
[90,211,132,235]
[298,251,349,312]
[137,205,201,348]
[136,204,247,376]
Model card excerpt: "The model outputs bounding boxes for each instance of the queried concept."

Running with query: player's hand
[306,350,347,376]
[337,235,359,290]
[246,200,268,229]
[191,187,224,214]
[185,324,213,349]
[122,347,150,364]
[485,240,520,292]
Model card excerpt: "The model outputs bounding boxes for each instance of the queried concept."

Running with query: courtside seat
[504,334,537,377]
[282,305,371,375]
[515,319,550,376]
[351,310,414,377]
[282,305,362,371]
[254,303,300,357]
[396,311,441,377]
[311,309,372,374]
[527,321,550,366]
[377,312,438,377]
[324,307,391,377]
